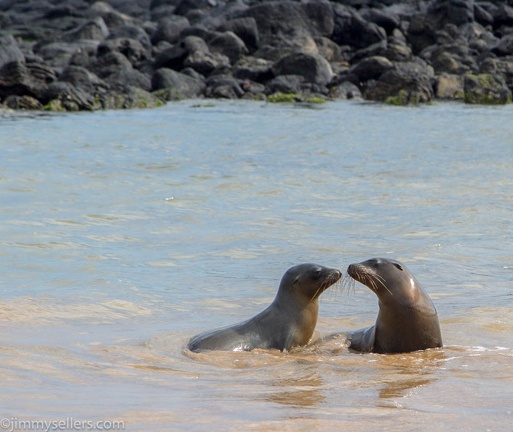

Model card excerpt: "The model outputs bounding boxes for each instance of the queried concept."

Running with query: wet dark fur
[188,264,342,352]
[347,258,442,354]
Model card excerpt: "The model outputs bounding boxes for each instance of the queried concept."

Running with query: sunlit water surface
[0,101,512,431]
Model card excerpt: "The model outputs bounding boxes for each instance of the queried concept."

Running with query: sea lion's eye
[394,263,403,271]
[312,269,322,279]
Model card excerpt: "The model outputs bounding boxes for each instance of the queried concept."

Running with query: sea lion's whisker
[342,275,355,295]
[370,273,393,295]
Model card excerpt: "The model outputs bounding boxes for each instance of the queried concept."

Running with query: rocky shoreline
[1,0,513,111]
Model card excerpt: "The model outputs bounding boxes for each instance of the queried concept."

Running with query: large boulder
[233,56,273,82]
[435,73,464,99]
[491,34,513,56]
[152,67,206,99]
[42,81,95,111]
[348,55,394,83]
[205,74,245,99]
[272,52,333,86]
[0,61,55,100]
[463,73,512,104]
[151,16,191,45]
[237,0,334,56]
[216,18,259,53]
[208,31,248,64]
[332,4,387,50]
[364,59,435,104]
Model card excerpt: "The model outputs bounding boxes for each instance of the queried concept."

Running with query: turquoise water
[0,101,512,430]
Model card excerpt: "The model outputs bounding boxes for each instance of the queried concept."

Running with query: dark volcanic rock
[349,55,394,83]
[208,31,248,64]
[42,81,95,111]
[332,4,387,50]
[364,59,435,104]
[2,0,513,110]
[0,35,25,69]
[216,17,259,53]
[152,67,206,99]
[0,61,56,100]
[463,73,512,104]
[205,74,245,99]
[151,16,190,45]
[272,52,333,86]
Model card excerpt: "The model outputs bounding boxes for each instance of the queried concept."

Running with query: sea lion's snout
[331,269,342,283]
[347,263,359,280]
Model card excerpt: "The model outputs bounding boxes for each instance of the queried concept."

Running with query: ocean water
[0,100,512,431]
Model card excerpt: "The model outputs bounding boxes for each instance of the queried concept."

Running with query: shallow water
[0,100,512,431]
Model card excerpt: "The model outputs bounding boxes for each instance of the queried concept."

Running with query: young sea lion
[188,263,342,352]
[347,258,442,354]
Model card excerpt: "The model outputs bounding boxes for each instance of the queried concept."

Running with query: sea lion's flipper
[348,326,375,353]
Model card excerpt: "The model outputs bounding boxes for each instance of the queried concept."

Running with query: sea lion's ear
[393,263,403,271]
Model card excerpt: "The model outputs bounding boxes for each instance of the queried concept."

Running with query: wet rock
[480,57,513,89]
[349,56,394,83]
[435,73,464,99]
[364,59,435,104]
[328,80,363,100]
[152,67,206,99]
[272,52,333,86]
[42,81,95,111]
[265,75,306,95]
[205,74,244,99]
[233,56,273,82]
[3,94,44,110]
[101,86,164,110]
[463,73,512,104]
[0,61,52,100]
[106,68,152,92]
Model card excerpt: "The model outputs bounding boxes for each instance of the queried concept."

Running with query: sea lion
[346,258,442,354]
[188,263,342,352]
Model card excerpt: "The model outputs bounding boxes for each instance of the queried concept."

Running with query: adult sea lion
[188,263,342,352]
[346,258,442,354]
